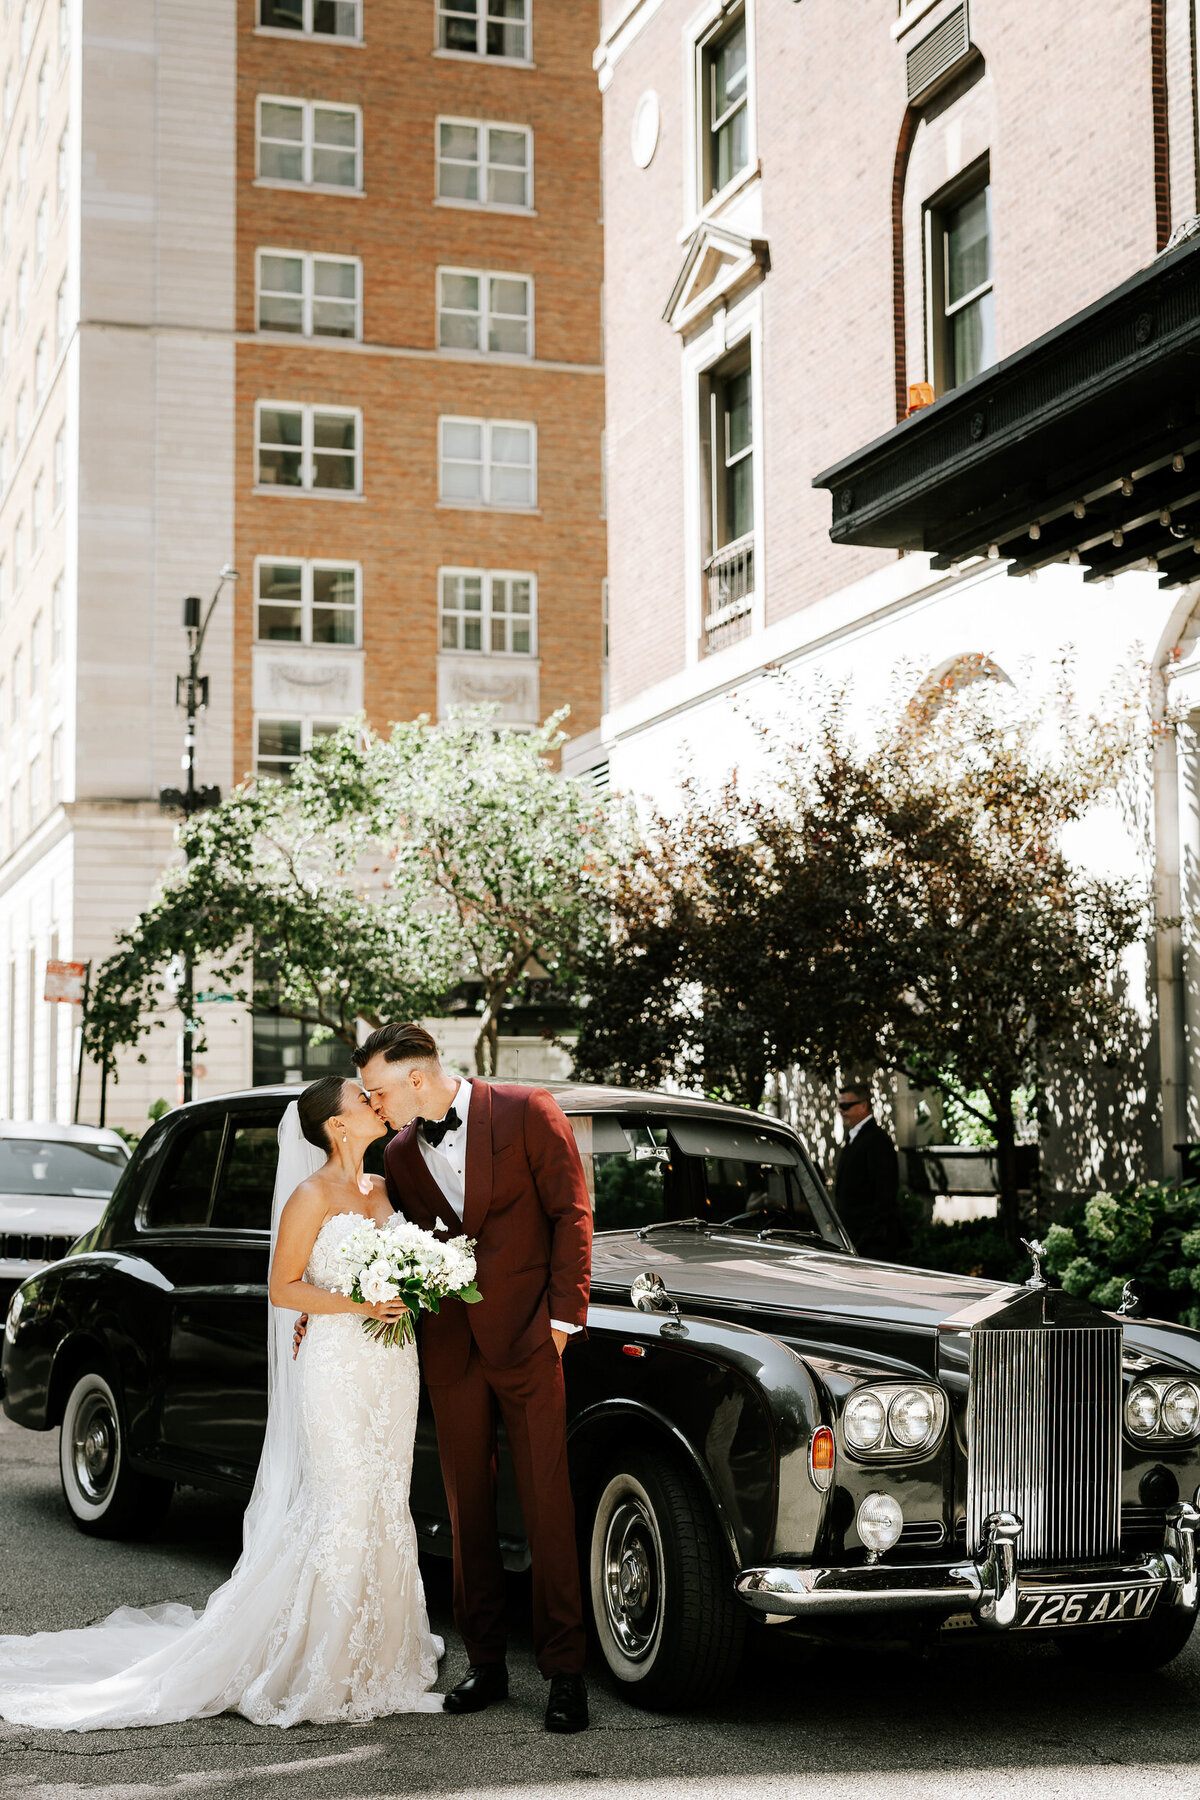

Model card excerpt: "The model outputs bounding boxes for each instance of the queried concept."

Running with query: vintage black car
[4,1081,1200,1709]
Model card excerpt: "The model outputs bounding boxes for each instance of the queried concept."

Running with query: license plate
[1017,1583,1160,1629]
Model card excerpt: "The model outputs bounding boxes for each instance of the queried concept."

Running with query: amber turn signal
[809,1425,835,1491]
[621,1344,646,1358]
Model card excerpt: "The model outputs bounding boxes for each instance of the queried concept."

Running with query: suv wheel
[588,1447,744,1709]
[59,1369,173,1538]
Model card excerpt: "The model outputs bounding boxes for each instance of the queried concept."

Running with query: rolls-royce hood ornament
[1020,1237,1047,1289]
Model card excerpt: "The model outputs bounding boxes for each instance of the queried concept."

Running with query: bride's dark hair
[297,1075,349,1152]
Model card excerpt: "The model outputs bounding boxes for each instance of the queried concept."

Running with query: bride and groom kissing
[0,1022,593,1735]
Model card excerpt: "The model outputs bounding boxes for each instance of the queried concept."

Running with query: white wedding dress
[0,1110,444,1731]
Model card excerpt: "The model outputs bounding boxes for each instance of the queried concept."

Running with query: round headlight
[1125,1381,1161,1436]
[844,1391,886,1449]
[1162,1381,1200,1438]
[889,1388,936,1449]
[857,1491,904,1555]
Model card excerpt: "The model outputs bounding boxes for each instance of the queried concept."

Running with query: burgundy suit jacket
[383,1081,593,1385]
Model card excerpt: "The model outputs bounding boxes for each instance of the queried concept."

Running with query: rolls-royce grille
[1,1231,72,1263]
[968,1325,1121,1564]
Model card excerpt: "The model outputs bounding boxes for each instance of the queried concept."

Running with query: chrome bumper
[735,1502,1200,1629]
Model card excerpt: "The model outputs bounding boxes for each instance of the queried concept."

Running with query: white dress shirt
[848,1116,869,1144]
[416,1077,578,1337]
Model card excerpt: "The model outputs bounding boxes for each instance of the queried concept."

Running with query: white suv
[0,1122,129,1310]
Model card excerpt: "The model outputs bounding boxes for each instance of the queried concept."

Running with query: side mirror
[630,1270,684,1333]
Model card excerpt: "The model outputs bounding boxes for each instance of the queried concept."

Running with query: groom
[353,1023,593,1734]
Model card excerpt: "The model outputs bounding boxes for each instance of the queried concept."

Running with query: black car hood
[592,1230,1005,1334]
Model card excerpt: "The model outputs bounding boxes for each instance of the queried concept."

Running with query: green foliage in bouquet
[1040,1182,1200,1326]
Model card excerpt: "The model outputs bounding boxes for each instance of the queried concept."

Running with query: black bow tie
[419,1107,461,1148]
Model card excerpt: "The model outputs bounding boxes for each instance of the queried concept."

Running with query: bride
[0,1077,445,1729]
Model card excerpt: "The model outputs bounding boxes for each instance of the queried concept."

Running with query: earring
[340,1126,348,1145]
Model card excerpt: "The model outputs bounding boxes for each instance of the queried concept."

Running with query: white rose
[360,1266,400,1305]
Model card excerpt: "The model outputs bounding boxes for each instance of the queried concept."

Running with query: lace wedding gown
[0,1210,444,1730]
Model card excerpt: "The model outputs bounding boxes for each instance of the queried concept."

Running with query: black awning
[812,234,1200,589]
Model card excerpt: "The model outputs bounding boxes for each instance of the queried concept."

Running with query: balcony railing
[703,531,754,656]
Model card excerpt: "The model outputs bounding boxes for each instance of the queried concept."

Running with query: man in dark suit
[833,1080,901,1261]
[354,1022,592,1735]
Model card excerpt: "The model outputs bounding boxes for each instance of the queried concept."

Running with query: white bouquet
[331,1215,482,1348]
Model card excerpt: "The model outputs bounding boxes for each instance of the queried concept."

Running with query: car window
[0,1137,126,1197]
[209,1115,281,1232]
[667,1118,842,1245]
[141,1121,225,1229]
[571,1116,685,1233]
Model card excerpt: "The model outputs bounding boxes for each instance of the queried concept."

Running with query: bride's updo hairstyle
[297,1075,349,1152]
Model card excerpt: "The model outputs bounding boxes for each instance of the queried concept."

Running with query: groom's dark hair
[353,1022,440,1069]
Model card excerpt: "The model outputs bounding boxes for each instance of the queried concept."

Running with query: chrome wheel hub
[71,1392,117,1503]
[603,1496,663,1660]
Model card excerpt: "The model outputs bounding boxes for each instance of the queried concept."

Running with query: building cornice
[593,0,669,91]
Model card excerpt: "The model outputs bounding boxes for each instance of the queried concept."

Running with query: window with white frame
[255,558,360,644]
[17,126,28,201]
[258,0,361,38]
[437,118,532,209]
[439,416,536,507]
[19,0,33,64]
[34,194,46,271]
[439,567,536,655]
[255,715,341,780]
[57,0,68,65]
[256,97,361,191]
[15,383,27,446]
[53,423,63,510]
[256,249,360,338]
[33,332,46,399]
[926,169,994,395]
[30,472,42,555]
[10,645,20,716]
[51,571,62,660]
[28,752,40,829]
[54,274,66,354]
[256,402,360,493]
[2,66,12,132]
[11,517,21,591]
[0,435,9,490]
[437,0,530,60]
[51,726,61,803]
[699,8,750,203]
[1,310,9,381]
[35,54,47,139]
[30,609,40,684]
[698,342,755,652]
[2,188,11,263]
[437,268,532,355]
[16,255,27,330]
[56,127,67,214]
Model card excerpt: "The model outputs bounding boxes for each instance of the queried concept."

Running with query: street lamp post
[160,564,239,1104]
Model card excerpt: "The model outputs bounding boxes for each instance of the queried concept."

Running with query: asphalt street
[0,1412,1198,1800]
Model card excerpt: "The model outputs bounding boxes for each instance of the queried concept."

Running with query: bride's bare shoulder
[280,1175,334,1221]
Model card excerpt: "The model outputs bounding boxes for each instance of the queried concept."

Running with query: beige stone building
[574,0,1200,1191]
[0,0,603,1128]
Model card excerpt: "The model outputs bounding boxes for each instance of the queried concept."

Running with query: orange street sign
[44,959,88,1004]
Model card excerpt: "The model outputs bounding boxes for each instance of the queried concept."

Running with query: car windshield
[0,1137,126,1198]
[572,1114,844,1248]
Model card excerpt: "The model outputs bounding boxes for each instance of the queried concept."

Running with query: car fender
[568,1302,832,1567]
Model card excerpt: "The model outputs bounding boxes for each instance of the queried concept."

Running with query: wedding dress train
[0,1181,444,1729]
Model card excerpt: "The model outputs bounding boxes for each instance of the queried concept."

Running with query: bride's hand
[357,1296,410,1322]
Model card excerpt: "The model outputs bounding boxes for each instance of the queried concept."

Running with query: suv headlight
[1125,1374,1200,1443]
[840,1382,947,1458]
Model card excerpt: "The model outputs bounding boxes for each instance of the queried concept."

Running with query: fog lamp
[844,1391,886,1450]
[1162,1381,1200,1438]
[1125,1381,1161,1436]
[888,1388,935,1449]
[857,1491,903,1558]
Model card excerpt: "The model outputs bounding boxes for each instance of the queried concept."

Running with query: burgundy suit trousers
[429,1339,586,1677]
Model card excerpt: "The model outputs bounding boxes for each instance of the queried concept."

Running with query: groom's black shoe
[544,1673,589,1733]
[444,1663,509,1714]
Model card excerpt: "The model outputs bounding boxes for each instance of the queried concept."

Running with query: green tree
[86,712,614,1082]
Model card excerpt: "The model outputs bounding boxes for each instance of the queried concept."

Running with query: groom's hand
[551,1328,569,1358]
[293,1314,308,1359]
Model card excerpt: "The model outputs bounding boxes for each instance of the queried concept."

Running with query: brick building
[0,0,604,1127]
[574,0,1200,1189]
